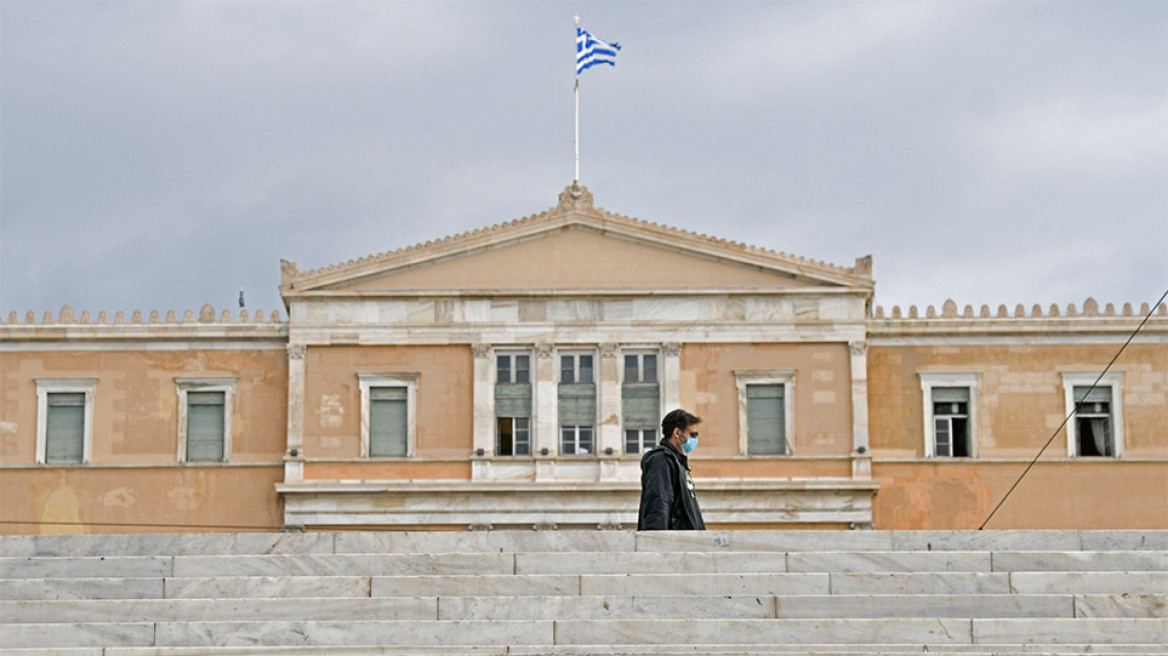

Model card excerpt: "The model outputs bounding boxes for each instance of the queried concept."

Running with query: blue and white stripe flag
[576,27,620,75]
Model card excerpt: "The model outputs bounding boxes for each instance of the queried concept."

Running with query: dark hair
[661,408,701,440]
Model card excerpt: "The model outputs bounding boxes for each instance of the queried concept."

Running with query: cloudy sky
[2,0,1165,320]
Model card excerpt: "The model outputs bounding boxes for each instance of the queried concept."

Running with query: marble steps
[7,646,1168,656]
[1,618,1167,650]
[2,550,1165,580]
[3,530,1165,558]
[3,593,1165,623]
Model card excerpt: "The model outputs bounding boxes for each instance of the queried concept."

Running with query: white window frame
[559,350,596,384]
[495,351,532,385]
[558,349,598,456]
[919,372,981,458]
[358,372,418,458]
[35,378,97,464]
[176,377,236,463]
[735,370,796,456]
[1061,371,1124,458]
[621,348,663,455]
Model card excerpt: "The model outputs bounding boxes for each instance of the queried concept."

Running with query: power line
[978,287,1168,530]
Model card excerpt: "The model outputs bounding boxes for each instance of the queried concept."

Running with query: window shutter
[559,383,596,426]
[747,384,786,455]
[932,387,970,403]
[45,392,85,463]
[495,383,532,418]
[1074,386,1111,404]
[369,387,408,457]
[622,383,660,430]
[186,391,225,462]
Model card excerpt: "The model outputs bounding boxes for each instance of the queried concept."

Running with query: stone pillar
[849,340,872,479]
[284,344,307,483]
[534,343,558,457]
[471,344,493,479]
[663,342,682,411]
[597,342,622,480]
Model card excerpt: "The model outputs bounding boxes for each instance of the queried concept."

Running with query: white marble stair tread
[163,574,373,598]
[0,577,165,600]
[170,552,515,577]
[151,619,554,647]
[0,556,173,579]
[0,533,335,558]
[0,596,438,623]
[990,551,1167,571]
[552,618,1168,646]
[435,593,1079,620]
[0,622,156,649]
[334,530,636,554]
[1010,571,1168,594]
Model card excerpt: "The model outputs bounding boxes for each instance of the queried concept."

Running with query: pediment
[281,185,873,298]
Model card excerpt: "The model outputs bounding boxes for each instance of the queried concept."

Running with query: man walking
[637,408,706,530]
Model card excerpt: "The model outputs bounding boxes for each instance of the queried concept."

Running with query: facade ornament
[471,343,491,358]
[288,344,307,360]
[663,342,682,356]
[599,342,619,357]
[849,341,868,357]
[536,343,555,358]
[280,259,301,284]
[557,183,595,212]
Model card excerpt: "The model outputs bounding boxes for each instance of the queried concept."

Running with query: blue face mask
[681,434,699,454]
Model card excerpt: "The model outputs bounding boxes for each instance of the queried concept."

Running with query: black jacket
[637,441,706,530]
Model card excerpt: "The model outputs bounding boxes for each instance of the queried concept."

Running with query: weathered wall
[301,345,473,462]
[681,343,854,461]
[872,460,1168,529]
[868,343,1168,457]
[0,348,287,534]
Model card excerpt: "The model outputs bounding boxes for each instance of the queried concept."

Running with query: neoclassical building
[2,185,1165,533]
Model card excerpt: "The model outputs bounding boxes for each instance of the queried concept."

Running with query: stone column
[471,344,493,479]
[849,340,872,479]
[597,342,622,480]
[663,342,682,411]
[284,344,307,483]
[534,343,558,480]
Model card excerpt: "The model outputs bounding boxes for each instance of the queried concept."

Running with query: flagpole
[574,16,580,185]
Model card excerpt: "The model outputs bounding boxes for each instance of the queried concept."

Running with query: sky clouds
[1,1,1165,319]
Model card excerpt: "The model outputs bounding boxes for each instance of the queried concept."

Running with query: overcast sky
[2,1,1166,320]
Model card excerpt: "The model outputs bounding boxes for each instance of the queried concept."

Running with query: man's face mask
[681,431,699,454]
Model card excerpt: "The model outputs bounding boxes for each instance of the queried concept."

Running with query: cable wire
[978,287,1168,530]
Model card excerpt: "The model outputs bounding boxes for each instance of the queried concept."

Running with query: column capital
[663,342,682,356]
[472,343,492,358]
[600,342,619,357]
[536,343,555,358]
[288,344,307,360]
[849,341,868,357]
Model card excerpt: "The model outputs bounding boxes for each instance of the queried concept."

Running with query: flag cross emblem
[576,27,620,75]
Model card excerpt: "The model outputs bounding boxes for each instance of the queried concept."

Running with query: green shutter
[622,383,660,430]
[747,384,786,455]
[370,387,408,457]
[186,391,225,462]
[45,392,85,463]
[1074,386,1111,404]
[495,383,532,418]
[559,383,596,426]
[932,387,970,403]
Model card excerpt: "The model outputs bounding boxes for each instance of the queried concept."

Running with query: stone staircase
[0,530,1164,655]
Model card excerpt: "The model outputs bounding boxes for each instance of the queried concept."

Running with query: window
[1062,372,1124,458]
[735,371,795,456]
[496,352,532,456]
[358,373,417,458]
[622,351,660,454]
[559,352,597,455]
[919,372,980,458]
[176,378,235,463]
[35,378,97,464]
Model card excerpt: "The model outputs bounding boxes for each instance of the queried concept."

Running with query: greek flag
[576,27,620,75]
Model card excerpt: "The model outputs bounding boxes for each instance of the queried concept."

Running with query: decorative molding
[848,341,868,357]
[557,183,596,212]
[536,343,555,358]
[662,342,682,356]
[599,342,619,357]
[288,344,307,359]
[472,343,492,358]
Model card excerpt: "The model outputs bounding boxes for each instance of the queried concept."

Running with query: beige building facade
[2,185,1165,533]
